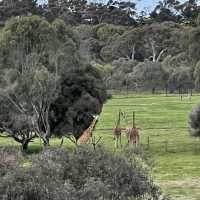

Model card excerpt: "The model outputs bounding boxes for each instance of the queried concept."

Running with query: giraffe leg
[132,139,135,148]
[135,137,138,148]
[126,135,130,147]
[136,135,140,147]
[115,137,119,148]
[126,130,130,147]
[126,140,129,147]
[120,135,122,148]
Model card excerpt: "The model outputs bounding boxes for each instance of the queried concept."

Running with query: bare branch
[156,48,167,62]
[150,39,156,62]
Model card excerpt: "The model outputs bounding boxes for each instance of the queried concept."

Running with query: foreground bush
[0,147,22,176]
[189,102,200,137]
[0,146,164,200]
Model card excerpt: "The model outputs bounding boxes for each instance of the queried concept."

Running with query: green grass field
[1,94,200,199]
[95,94,200,200]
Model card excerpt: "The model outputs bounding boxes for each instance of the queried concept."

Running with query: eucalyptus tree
[193,61,200,91]
[0,0,38,21]
[182,25,200,63]
[0,52,59,150]
[100,21,183,63]
[167,67,193,93]
[132,61,166,93]
[0,16,107,149]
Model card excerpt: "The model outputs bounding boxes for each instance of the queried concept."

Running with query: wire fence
[108,90,200,99]
[95,127,188,131]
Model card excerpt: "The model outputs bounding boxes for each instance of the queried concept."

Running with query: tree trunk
[21,140,29,152]
[41,108,51,147]
[131,44,135,60]
[165,86,168,96]
[150,40,156,62]
[43,134,50,146]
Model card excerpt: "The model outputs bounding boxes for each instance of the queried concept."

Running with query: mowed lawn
[94,94,200,200]
[1,94,200,199]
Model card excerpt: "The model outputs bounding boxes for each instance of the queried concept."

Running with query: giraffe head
[92,115,99,121]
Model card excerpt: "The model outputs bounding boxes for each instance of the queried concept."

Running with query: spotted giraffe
[77,115,99,145]
[113,125,122,148]
[125,127,140,147]
[113,111,125,148]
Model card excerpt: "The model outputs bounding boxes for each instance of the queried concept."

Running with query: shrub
[0,147,22,176]
[188,102,200,137]
[0,146,163,200]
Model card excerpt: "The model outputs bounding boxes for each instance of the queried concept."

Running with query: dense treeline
[76,21,200,93]
[1,0,200,26]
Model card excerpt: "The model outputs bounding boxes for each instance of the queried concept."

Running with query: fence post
[133,112,135,128]
[119,109,121,125]
[165,140,168,152]
[147,136,150,150]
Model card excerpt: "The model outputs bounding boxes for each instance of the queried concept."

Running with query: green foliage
[133,61,166,93]
[99,22,182,62]
[75,24,95,40]
[0,0,37,21]
[183,25,200,62]
[194,61,200,91]
[95,23,125,42]
[50,64,107,138]
[0,16,107,148]
[167,67,193,92]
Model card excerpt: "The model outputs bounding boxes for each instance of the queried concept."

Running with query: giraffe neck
[77,117,98,145]
[87,118,97,136]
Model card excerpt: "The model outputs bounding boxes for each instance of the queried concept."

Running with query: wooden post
[126,79,128,95]
[165,86,168,97]
[133,112,135,128]
[180,88,183,101]
[119,109,121,125]
[147,136,150,150]
[165,140,168,152]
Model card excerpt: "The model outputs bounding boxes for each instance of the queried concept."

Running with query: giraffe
[125,127,140,147]
[77,115,99,145]
[113,111,124,148]
[113,125,122,148]
[123,111,140,148]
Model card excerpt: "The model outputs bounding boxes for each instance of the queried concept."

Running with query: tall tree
[0,0,37,21]
[150,0,181,22]
[0,52,59,150]
[176,0,200,22]
[0,16,107,148]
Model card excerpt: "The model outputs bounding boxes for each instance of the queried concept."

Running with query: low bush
[0,147,22,176]
[189,102,200,137]
[0,145,165,200]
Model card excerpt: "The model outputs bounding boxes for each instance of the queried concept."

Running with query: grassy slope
[1,94,200,199]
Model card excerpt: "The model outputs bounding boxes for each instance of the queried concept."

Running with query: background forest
[0,0,200,94]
